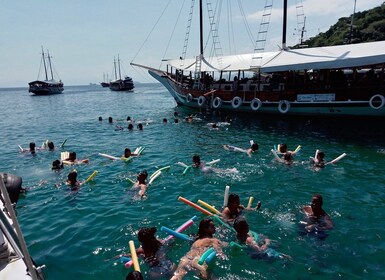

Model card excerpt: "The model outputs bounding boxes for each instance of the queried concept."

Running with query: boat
[131,0,385,117]
[100,73,110,88]
[0,173,45,279]
[109,56,134,91]
[29,47,64,95]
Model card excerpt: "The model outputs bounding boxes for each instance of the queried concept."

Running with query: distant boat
[100,73,110,88]
[29,46,64,95]
[109,56,134,91]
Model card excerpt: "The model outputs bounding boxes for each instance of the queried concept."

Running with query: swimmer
[123,148,139,158]
[126,271,143,280]
[174,118,179,123]
[108,116,113,123]
[128,123,134,130]
[302,194,333,232]
[132,170,148,198]
[63,152,89,165]
[29,142,37,155]
[66,170,83,190]
[185,115,193,123]
[312,150,325,168]
[52,159,64,170]
[163,118,168,123]
[191,155,212,172]
[98,116,103,121]
[222,193,245,222]
[137,123,143,130]
[47,141,55,151]
[224,141,259,157]
[233,217,291,260]
[171,218,225,280]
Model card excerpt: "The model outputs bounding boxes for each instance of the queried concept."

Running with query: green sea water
[0,84,384,280]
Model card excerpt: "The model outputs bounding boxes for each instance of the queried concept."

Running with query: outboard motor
[0,172,23,204]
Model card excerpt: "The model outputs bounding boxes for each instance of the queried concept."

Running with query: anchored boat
[132,0,385,117]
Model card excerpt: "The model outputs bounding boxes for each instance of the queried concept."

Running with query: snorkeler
[302,194,334,232]
[170,218,225,280]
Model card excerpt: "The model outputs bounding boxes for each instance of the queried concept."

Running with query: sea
[0,84,384,280]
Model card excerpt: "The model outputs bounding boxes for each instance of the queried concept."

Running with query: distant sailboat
[109,56,134,92]
[100,73,110,88]
[28,46,64,95]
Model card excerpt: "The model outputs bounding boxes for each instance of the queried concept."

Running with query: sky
[0,0,383,87]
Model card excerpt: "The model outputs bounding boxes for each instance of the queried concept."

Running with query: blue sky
[0,0,383,87]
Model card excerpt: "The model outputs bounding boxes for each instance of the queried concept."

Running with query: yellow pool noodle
[247,196,254,208]
[197,200,221,215]
[129,240,140,272]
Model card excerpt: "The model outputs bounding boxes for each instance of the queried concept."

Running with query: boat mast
[349,0,357,43]
[41,46,48,81]
[118,55,122,80]
[282,0,288,50]
[47,50,54,80]
[199,0,203,56]
[113,57,118,80]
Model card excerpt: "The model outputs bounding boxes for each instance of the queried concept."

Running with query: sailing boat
[28,47,64,95]
[109,56,134,92]
[100,73,110,88]
[131,0,385,117]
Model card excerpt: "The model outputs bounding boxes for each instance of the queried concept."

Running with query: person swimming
[223,141,259,157]
[132,170,148,198]
[66,170,82,190]
[170,218,225,280]
[123,148,138,158]
[52,159,63,170]
[302,194,333,232]
[222,193,245,222]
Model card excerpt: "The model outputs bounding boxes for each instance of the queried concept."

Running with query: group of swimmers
[120,192,333,279]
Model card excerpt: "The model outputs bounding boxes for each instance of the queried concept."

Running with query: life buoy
[186,93,193,103]
[212,97,222,109]
[197,96,206,107]
[250,98,262,111]
[278,100,290,114]
[369,94,385,109]
[231,96,243,108]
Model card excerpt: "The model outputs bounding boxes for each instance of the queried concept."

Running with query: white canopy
[166,41,385,73]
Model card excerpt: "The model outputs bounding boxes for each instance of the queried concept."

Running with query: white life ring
[278,100,291,114]
[197,96,206,107]
[369,94,385,109]
[231,96,243,108]
[212,97,222,109]
[250,98,262,111]
[186,93,193,103]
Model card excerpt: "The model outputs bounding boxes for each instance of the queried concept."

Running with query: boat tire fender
[186,93,193,103]
[278,100,290,114]
[231,96,243,108]
[197,96,206,107]
[0,172,23,204]
[250,98,262,111]
[212,97,222,109]
[369,94,385,110]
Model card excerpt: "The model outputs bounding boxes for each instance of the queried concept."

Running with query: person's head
[29,142,36,151]
[284,152,293,162]
[127,116,131,121]
[192,155,201,167]
[197,218,215,239]
[212,123,218,128]
[137,123,143,130]
[316,151,325,162]
[124,148,131,158]
[126,271,143,280]
[47,141,55,151]
[163,118,168,123]
[137,170,148,184]
[68,152,77,161]
[279,144,287,153]
[174,118,179,123]
[128,123,134,130]
[173,111,179,117]
[311,194,324,212]
[67,170,78,184]
[52,159,63,170]
[250,143,259,152]
[137,226,162,253]
[98,116,103,121]
[108,116,113,123]
[233,217,250,238]
[227,193,241,211]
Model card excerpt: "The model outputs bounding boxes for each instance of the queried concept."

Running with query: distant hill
[294,2,385,47]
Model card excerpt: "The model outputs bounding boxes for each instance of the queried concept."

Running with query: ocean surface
[1,84,384,280]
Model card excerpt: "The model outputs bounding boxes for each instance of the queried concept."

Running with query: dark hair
[126,271,143,280]
[163,118,168,123]
[174,118,179,123]
[192,155,200,166]
[197,218,214,239]
[138,227,162,252]
[233,216,249,232]
[313,194,323,206]
[227,193,240,207]
[317,151,325,160]
[29,142,36,150]
[108,117,113,123]
[52,159,63,170]
[137,170,148,183]
[67,170,77,182]
[127,116,131,121]
[98,116,102,121]
[251,143,259,151]
[279,143,287,153]
[47,141,55,150]
[137,123,143,130]
[128,123,134,130]
[284,152,293,161]
[124,148,131,157]
[69,152,76,161]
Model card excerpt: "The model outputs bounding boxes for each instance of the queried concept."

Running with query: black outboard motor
[0,172,23,204]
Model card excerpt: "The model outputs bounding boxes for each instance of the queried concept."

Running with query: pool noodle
[98,153,120,160]
[325,153,347,165]
[198,248,214,265]
[85,171,98,183]
[223,185,230,207]
[129,240,140,272]
[160,226,192,241]
[18,145,24,152]
[206,159,220,166]
[177,162,188,168]
[277,144,281,152]
[148,171,161,185]
[197,200,221,215]
[124,260,133,268]
[294,145,301,153]
[163,216,197,242]
[61,152,69,161]
[149,166,170,180]
[271,149,284,163]
[182,166,191,175]
[205,250,217,264]
[127,177,135,184]
[60,138,67,148]
[178,196,213,216]
[247,197,254,208]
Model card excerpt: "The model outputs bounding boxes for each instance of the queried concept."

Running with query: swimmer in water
[224,141,259,157]
[123,148,139,159]
[66,170,83,190]
[302,194,333,232]
[170,218,225,280]
[132,170,148,198]
[222,193,245,222]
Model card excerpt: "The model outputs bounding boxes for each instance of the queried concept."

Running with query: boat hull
[149,70,385,117]
[28,80,64,95]
[109,78,134,91]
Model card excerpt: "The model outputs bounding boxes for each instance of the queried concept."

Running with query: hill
[295,2,385,47]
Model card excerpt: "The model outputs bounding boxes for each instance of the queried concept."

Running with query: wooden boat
[131,0,385,117]
[29,47,64,95]
[109,56,134,91]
